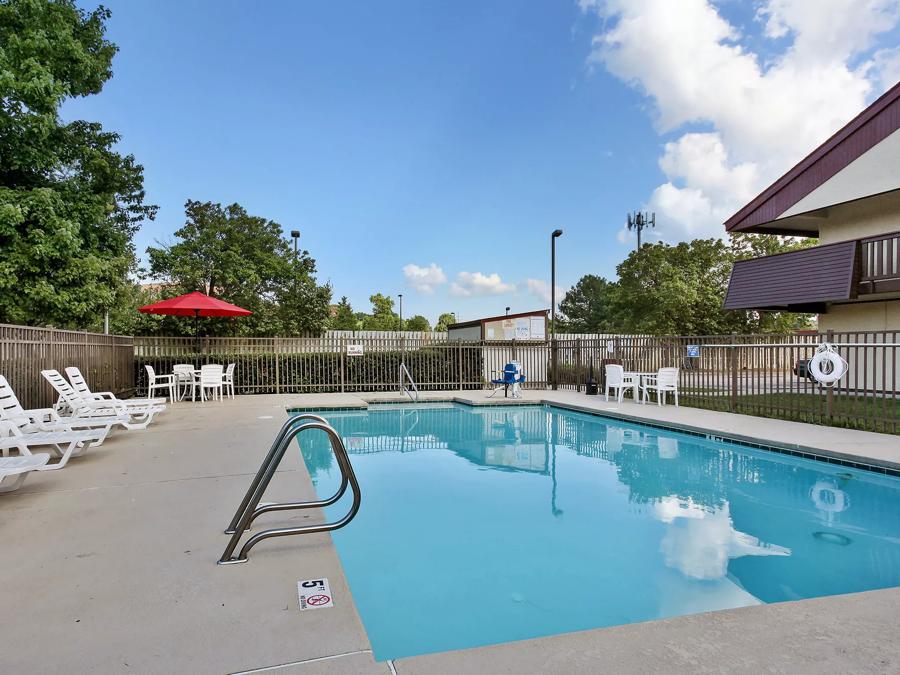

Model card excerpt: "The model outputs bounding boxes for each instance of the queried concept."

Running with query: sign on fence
[686,345,701,358]
[346,344,364,357]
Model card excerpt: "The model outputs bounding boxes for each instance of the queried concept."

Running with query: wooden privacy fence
[0,324,135,409]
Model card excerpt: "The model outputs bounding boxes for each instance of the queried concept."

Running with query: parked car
[793,359,816,381]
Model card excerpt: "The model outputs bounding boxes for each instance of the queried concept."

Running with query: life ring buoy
[810,480,849,513]
[809,345,847,385]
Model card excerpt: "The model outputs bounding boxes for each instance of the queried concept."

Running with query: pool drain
[813,531,852,546]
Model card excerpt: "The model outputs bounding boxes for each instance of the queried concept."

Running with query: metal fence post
[457,340,463,390]
[576,338,582,392]
[274,338,281,394]
[826,329,834,420]
[340,338,346,393]
[729,337,738,413]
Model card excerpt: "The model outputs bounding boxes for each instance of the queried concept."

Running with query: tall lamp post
[398,293,403,331]
[290,230,300,258]
[550,229,563,390]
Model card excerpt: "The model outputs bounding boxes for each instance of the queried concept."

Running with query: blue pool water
[297,403,900,661]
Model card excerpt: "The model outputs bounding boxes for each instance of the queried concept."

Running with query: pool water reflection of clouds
[297,404,900,661]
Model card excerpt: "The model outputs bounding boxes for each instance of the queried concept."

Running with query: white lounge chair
[0,454,50,492]
[144,365,177,402]
[641,367,680,406]
[0,420,105,471]
[222,363,236,399]
[605,364,637,403]
[0,375,119,444]
[199,364,224,402]
[66,366,167,409]
[42,370,164,430]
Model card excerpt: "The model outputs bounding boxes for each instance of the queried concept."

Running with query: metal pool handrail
[218,417,362,565]
[400,362,419,401]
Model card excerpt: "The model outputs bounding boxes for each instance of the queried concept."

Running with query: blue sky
[66,1,900,324]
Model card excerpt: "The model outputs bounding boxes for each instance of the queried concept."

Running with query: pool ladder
[218,414,362,565]
[400,362,419,401]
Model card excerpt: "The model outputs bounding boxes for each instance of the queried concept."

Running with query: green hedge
[135,347,483,395]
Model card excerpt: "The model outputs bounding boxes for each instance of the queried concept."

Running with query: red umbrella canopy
[138,291,252,317]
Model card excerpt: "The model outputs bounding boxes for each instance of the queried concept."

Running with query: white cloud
[525,278,565,305]
[582,0,900,240]
[450,271,516,297]
[403,263,446,294]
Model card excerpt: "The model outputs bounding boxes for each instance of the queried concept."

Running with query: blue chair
[488,362,526,398]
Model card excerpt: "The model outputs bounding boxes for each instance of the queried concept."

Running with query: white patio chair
[0,420,105,471]
[605,364,637,403]
[173,364,197,401]
[0,454,50,492]
[66,366,168,409]
[199,364,224,402]
[0,375,119,444]
[222,363,236,399]
[641,367,680,406]
[42,370,164,430]
[144,365,177,403]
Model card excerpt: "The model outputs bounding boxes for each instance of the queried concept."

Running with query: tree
[146,200,331,336]
[557,275,618,333]
[331,296,358,330]
[434,312,457,331]
[361,293,400,330]
[609,238,812,335]
[0,0,157,328]
[405,315,431,331]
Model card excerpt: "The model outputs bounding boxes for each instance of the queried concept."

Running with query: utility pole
[626,211,655,252]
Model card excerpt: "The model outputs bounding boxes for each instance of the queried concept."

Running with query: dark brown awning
[724,241,857,311]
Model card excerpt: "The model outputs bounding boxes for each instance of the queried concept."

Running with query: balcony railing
[859,231,900,294]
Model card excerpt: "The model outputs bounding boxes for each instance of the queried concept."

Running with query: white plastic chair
[0,454,50,492]
[222,363,236,399]
[199,364,224,402]
[143,365,177,402]
[173,364,197,401]
[642,367,680,406]
[605,364,637,403]
[0,420,105,471]
[42,370,164,430]
[0,375,118,444]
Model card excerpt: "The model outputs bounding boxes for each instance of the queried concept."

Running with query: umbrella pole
[195,310,200,354]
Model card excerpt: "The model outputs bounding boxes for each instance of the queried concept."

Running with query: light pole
[505,306,510,316]
[626,212,654,252]
[398,293,403,331]
[290,230,300,258]
[551,229,563,390]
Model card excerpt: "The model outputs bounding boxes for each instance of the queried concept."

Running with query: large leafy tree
[146,200,331,336]
[434,312,456,331]
[557,275,618,333]
[405,314,431,331]
[361,293,400,330]
[0,0,157,328]
[330,296,358,330]
[558,236,814,336]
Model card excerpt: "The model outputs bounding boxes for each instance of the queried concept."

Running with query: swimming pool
[297,403,900,661]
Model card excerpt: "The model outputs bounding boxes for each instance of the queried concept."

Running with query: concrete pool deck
[1,390,898,673]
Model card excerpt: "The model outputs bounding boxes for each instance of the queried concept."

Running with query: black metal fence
[129,331,900,435]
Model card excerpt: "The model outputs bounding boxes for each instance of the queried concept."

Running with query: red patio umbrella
[138,291,252,347]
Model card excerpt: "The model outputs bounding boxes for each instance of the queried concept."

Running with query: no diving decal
[298,578,334,611]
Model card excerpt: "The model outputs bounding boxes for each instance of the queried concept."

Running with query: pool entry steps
[218,414,362,565]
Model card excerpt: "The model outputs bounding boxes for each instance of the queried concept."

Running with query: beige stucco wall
[819,302,899,393]
[816,189,900,244]
[819,300,900,332]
